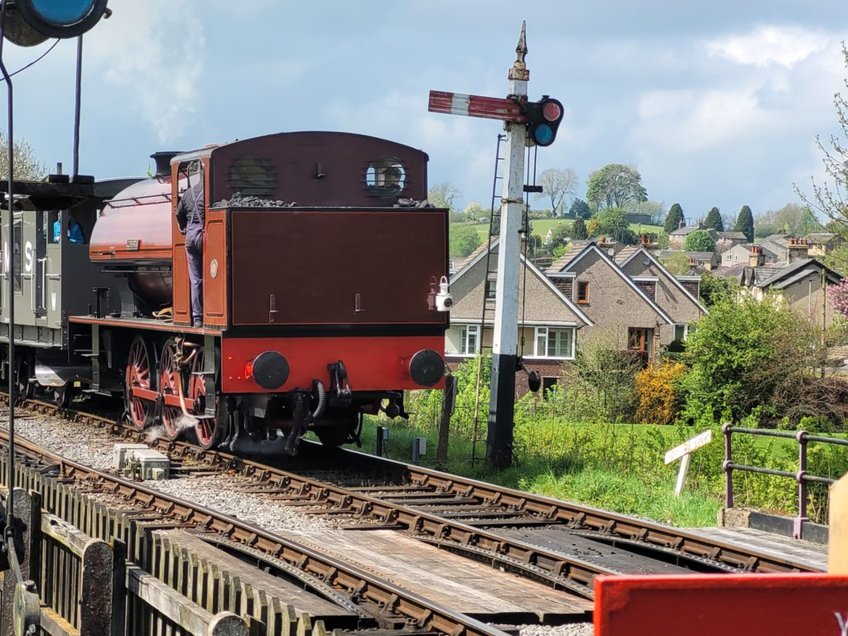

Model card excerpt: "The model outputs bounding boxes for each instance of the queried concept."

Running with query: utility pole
[428,22,563,468]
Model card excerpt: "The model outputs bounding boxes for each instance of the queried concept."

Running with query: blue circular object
[15,0,109,39]
[533,124,555,146]
[30,0,94,25]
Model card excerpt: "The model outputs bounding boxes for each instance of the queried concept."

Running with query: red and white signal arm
[428,91,525,123]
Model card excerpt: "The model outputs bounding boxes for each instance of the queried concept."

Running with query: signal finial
[509,21,529,81]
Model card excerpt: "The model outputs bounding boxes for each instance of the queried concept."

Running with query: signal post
[428,22,562,468]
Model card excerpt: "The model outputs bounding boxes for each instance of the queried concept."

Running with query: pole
[0,0,17,543]
[486,22,528,468]
[73,35,83,177]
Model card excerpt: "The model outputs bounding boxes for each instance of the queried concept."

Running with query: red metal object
[594,573,848,636]
[158,340,184,439]
[125,336,154,430]
[428,90,524,122]
[221,335,445,393]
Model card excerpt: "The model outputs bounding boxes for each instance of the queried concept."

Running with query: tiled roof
[545,239,590,273]
[614,245,639,264]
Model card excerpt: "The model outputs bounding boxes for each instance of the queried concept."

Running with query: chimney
[150,151,184,178]
[787,237,809,263]
[748,245,763,268]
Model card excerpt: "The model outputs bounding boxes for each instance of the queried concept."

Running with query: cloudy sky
[2,0,848,223]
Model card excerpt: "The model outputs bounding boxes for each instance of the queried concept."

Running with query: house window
[542,377,558,400]
[673,324,689,341]
[461,324,480,355]
[627,327,653,355]
[485,279,497,300]
[534,327,575,359]
[577,281,589,304]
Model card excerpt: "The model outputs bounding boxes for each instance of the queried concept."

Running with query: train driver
[176,162,205,328]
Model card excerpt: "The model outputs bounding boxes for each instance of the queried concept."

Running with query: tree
[682,295,821,423]
[462,200,486,223]
[662,251,691,276]
[595,207,630,234]
[664,203,685,234]
[0,132,45,181]
[535,168,577,216]
[683,229,716,252]
[754,203,813,238]
[572,216,588,239]
[569,198,591,219]
[799,43,848,239]
[449,224,483,257]
[585,164,647,211]
[704,207,724,232]
[549,223,571,247]
[796,206,824,237]
[829,278,848,317]
[428,181,460,211]
[734,205,754,242]
[699,272,737,307]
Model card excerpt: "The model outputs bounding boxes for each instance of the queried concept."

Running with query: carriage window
[365,157,405,196]
[13,213,21,293]
[47,210,60,244]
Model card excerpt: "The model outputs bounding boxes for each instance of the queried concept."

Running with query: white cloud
[707,25,828,68]
[85,0,205,142]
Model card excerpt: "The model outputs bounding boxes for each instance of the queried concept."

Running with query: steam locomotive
[0,131,449,453]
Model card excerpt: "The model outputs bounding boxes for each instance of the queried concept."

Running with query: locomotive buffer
[428,22,563,468]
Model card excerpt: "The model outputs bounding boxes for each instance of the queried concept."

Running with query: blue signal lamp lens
[533,124,556,146]
[30,0,95,26]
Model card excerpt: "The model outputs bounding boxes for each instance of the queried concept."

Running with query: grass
[462,219,664,242]
[358,416,722,527]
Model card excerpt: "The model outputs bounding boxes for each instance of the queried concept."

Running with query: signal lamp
[5,0,109,43]
[524,96,564,147]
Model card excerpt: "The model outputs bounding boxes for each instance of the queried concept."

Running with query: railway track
[26,397,822,581]
[0,421,513,636]
[3,395,823,628]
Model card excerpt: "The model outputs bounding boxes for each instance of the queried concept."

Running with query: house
[722,250,842,327]
[757,234,812,264]
[805,233,840,257]
[546,242,677,358]
[617,246,708,342]
[715,231,748,256]
[668,226,718,250]
[716,230,748,246]
[446,237,711,397]
[445,240,593,395]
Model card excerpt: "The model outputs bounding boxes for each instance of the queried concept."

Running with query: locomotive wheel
[315,413,359,448]
[190,350,224,450]
[158,339,184,441]
[125,336,155,431]
[14,358,33,403]
[52,384,71,409]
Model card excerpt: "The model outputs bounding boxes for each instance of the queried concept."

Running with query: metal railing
[722,423,848,538]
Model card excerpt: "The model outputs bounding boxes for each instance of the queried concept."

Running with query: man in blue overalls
[176,166,205,327]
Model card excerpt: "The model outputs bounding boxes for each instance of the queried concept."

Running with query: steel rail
[0,428,513,636]
[20,398,819,581]
[337,447,818,575]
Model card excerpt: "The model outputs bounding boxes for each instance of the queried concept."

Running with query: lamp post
[0,0,109,618]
